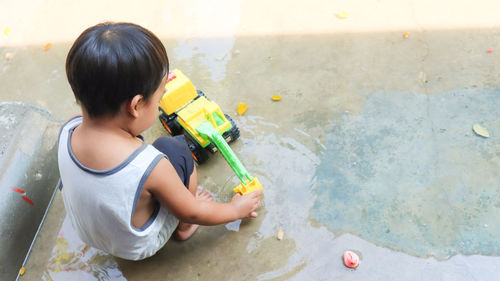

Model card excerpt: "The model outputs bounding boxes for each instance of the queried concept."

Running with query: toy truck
[158,69,263,195]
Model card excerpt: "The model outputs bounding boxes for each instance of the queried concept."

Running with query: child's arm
[146,158,261,225]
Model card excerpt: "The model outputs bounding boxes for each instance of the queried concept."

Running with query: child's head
[66,22,169,118]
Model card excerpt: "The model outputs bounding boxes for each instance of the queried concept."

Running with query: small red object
[21,196,34,206]
[343,250,359,268]
[10,187,25,194]
[487,48,494,53]
[166,71,176,83]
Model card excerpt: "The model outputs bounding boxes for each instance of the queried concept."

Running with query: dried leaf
[336,11,349,19]
[271,95,282,101]
[10,186,25,194]
[4,52,14,60]
[277,229,284,240]
[44,43,52,51]
[418,72,427,84]
[473,124,490,138]
[237,102,247,115]
[22,196,34,206]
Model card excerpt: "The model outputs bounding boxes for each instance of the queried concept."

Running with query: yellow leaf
[237,102,247,115]
[473,124,490,138]
[19,267,25,276]
[271,95,282,101]
[4,27,10,36]
[336,11,349,19]
[403,32,410,38]
[277,229,284,240]
[44,43,52,51]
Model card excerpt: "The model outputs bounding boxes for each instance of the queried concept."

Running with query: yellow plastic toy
[158,69,263,195]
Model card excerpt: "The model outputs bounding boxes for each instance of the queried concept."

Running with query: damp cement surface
[311,89,500,259]
[3,1,500,280]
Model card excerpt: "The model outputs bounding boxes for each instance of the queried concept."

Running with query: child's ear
[127,94,144,118]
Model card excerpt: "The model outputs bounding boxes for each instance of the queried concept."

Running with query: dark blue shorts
[152,135,194,188]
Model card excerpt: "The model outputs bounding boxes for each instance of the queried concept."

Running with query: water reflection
[43,215,126,281]
[174,38,236,82]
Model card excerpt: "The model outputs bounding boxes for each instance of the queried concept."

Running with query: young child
[58,22,262,261]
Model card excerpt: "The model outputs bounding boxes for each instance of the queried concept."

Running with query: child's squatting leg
[152,136,213,240]
[174,166,214,240]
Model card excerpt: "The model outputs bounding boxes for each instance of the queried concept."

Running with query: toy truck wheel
[185,134,209,164]
[223,114,240,143]
[196,90,206,98]
[159,112,182,136]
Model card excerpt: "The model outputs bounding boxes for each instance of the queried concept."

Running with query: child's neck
[80,111,138,140]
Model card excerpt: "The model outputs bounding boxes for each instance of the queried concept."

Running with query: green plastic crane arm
[196,122,252,185]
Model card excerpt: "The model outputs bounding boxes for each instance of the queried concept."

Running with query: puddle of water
[33,89,500,280]
[169,0,243,82]
[38,113,318,281]
[174,38,236,82]
[310,89,500,259]
[42,215,126,281]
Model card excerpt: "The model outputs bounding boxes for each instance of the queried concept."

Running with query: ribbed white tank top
[57,116,179,260]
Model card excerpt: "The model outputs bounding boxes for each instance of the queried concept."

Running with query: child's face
[138,74,168,134]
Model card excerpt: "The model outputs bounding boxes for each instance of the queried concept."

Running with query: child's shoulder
[70,125,144,171]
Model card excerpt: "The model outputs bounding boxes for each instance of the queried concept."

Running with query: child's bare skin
[175,186,214,240]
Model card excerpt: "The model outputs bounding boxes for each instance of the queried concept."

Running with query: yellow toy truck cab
[158,69,239,164]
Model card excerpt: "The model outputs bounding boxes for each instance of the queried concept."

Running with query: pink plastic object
[343,250,359,268]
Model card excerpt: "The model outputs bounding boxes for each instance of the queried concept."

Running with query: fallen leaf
[336,11,349,19]
[237,102,247,115]
[10,186,25,194]
[4,52,14,60]
[403,32,410,38]
[271,95,282,101]
[21,196,34,206]
[277,229,284,240]
[19,267,25,276]
[4,27,10,36]
[44,43,52,51]
[472,124,490,138]
[418,71,427,84]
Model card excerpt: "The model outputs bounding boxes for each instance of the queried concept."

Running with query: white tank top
[57,116,179,260]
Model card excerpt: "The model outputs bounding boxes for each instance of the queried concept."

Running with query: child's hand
[230,190,262,218]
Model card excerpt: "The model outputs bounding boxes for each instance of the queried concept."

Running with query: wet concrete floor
[1,0,500,280]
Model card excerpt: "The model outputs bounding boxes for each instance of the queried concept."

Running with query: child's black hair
[66,22,169,118]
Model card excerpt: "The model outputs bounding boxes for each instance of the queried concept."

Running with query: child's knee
[152,136,172,150]
[152,135,194,187]
[153,136,188,154]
